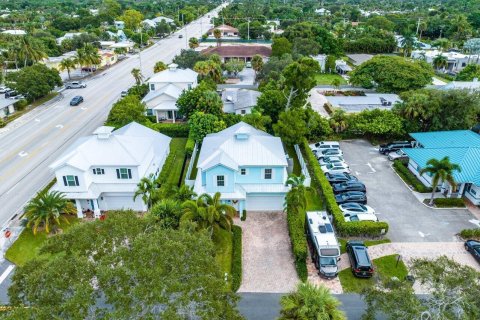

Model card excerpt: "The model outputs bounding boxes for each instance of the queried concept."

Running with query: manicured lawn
[189,149,200,180]
[432,75,452,84]
[5,215,80,266]
[158,138,188,196]
[339,254,408,293]
[338,238,391,254]
[306,189,323,211]
[315,73,347,85]
[213,228,233,289]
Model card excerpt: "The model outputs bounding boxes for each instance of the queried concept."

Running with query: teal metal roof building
[410,130,480,148]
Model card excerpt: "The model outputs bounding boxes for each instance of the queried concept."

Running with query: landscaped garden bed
[392,160,432,193]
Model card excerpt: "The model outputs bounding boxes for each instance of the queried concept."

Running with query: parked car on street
[388,149,409,161]
[0,86,9,93]
[70,95,84,106]
[346,241,374,278]
[9,94,25,100]
[317,148,343,158]
[465,240,480,264]
[379,141,412,155]
[121,90,128,97]
[81,67,97,72]
[339,203,375,215]
[65,81,87,89]
[334,191,367,204]
[333,181,366,194]
[322,163,350,175]
[326,173,358,184]
[5,90,18,98]
[344,212,378,222]
[178,34,183,38]
[319,156,347,167]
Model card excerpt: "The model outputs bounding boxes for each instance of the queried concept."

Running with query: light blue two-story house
[193,122,290,213]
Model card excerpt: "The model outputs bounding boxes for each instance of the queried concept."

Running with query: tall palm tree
[59,58,76,80]
[172,184,197,203]
[213,28,222,47]
[133,174,158,209]
[131,68,144,85]
[433,54,448,70]
[401,33,416,57]
[420,157,461,206]
[18,36,47,67]
[24,191,76,235]
[329,109,348,133]
[149,199,183,229]
[82,44,101,70]
[285,174,308,211]
[279,282,346,320]
[180,192,235,233]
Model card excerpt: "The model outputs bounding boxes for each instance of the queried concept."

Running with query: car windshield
[474,246,480,255]
[319,257,337,266]
[396,150,403,155]
[350,216,359,221]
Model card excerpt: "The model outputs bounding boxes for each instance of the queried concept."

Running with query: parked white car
[0,86,10,93]
[316,148,344,159]
[344,212,378,222]
[309,141,340,151]
[321,163,350,174]
[319,156,347,167]
[388,149,408,161]
[339,203,375,215]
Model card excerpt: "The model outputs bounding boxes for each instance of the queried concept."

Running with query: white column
[457,183,465,198]
[75,199,84,218]
[172,110,176,123]
[93,199,101,218]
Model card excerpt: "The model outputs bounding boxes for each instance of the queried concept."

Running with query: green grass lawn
[339,254,408,293]
[158,138,188,196]
[338,238,391,254]
[213,228,233,290]
[5,215,79,266]
[306,189,323,211]
[432,75,452,84]
[189,149,200,180]
[315,74,347,85]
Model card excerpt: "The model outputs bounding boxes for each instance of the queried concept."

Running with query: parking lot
[339,139,476,242]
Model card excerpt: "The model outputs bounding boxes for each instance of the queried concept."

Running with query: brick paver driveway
[236,211,299,293]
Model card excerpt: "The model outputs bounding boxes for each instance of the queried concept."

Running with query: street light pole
[139,27,143,73]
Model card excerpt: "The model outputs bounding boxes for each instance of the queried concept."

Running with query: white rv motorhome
[306,211,341,278]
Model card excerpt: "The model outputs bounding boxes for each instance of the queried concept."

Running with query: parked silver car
[388,149,408,161]
[65,81,87,89]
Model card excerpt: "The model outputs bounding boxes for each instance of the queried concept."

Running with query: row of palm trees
[59,44,101,79]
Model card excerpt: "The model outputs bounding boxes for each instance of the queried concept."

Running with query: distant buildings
[437,79,480,91]
[114,20,125,30]
[412,50,479,73]
[142,16,175,29]
[56,32,84,45]
[201,45,271,63]
[1,29,26,36]
[207,24,239,38]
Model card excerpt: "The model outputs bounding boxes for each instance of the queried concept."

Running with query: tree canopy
[6,64,62,101]
[106,95,147,128]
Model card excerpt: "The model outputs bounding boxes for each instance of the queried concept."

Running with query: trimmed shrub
[0,118,5,128]
[392,160,432,193]
[231,225,242,292]
[459,228,480,240]
[185,133,196,156]
[14,99,28,111]
[301,139,389,237]
[151,123,189,137]
[286,205,308,281]
[433,198,465,208]
[241,209,247,221]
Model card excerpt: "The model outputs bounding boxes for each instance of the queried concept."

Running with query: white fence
[294,144,311,187]
[184,143,198,187]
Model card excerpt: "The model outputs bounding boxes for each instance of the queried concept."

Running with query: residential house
[192,122,290,213]
[201,45,272,63]
[311,54,327,72]
[0,98,15,119]
[98,50,118,67]
[207,24,239,38]
[437,79,480,91]
[325,94,401,113]
[142,63,198,122]
[315,8,331,16]
[411,49,479,73]
[49,122,171,218]
[1,29,26,35]
[346,54,374,66]
[402,130,480,205]
[221,89,261,115]
[56,32,83,45]
[114,20,125,30]
[43,51,77,70]
[107,30,128,42]
[335,59,352,75]
[142,16,175,29]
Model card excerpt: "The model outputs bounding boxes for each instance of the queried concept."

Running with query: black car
[379,141,412,155]
[333,181,366,194]
[326,173,358,184]
[346,241,374,278]
[70,96,84,106]
[465,240,480,264]
[5,90,17,98]
[334,191,367,204]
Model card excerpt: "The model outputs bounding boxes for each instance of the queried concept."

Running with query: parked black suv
[326,173,358,185]
[334,191,367,204]
[379,141,412,155]
[333,181,366,194]
[346,241,374,278]
[70,96,84,106]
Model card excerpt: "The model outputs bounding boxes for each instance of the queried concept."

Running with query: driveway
[339,140,476,242]
[236,211,299,293]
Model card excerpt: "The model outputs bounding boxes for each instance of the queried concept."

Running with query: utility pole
[139,27,143,73]
[247,18,250,41]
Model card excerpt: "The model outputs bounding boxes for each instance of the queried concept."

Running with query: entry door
[167,111,173,119]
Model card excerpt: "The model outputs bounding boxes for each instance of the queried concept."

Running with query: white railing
[184,143,198,187]
[294,144,311,187]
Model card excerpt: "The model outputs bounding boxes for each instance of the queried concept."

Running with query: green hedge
[392,160,432,193]
[185,132,196,156]
[286,206,308,281]
[433,198,465,208]
[231,225,242,292]
[150,123,189,137]
[301,139,389,237]
[459,228,480,240]
[241,209,247,221]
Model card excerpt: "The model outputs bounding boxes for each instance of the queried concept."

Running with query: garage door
[246,195,285,211]
[103,196,143,211]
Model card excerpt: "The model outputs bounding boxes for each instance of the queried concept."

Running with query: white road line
[6,184,18,195]
[366,162,376,173]
[34,118,40,122]
[418,231,431,238]
[469,219,480,227]
[18,151,28,157]
[55,124,64,129]
[0,265,14,284]
[81,107,87,110]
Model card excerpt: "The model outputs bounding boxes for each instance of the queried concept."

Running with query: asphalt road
[0,8,221,230]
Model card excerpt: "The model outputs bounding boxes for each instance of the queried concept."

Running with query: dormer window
[63,175,79,186]
[92,168,105,175]
[116,168,132,179]
[216,175,225,187]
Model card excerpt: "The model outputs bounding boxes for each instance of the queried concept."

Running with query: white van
[309,141,340,153]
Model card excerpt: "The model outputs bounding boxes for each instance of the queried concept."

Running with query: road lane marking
[418,231,431,238]
[18,151,28,157]
[81,107,87,110]
[6,184,18,194]
[0,265,14,285]
[355,171,360,175]
[34,118,40,122]
[55,124,64,129]
[366,162,376,173]
[469,219,480,227]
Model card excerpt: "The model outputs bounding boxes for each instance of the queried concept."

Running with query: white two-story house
[142,63,198,123]
[193,122,290,214]
[49,122,171,218]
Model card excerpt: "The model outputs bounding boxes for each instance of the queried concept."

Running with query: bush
[150,123,189,137]
[240,209,247,221]
[393,160,432,193]
[433,198,465,208]
[459,228,480,240]
[301,139,389,237]
[0,118,5,128]
[231,225,242,292]
[14,99,28,111]
[185,133,196,156]
[286,206,308,281]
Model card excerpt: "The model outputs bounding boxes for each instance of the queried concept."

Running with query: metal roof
[410,130,480,148]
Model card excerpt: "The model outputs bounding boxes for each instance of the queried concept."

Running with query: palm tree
[433,54,448,70]
[172,184,197,203]
[180,192,235,233]
[188,37,199,49]
[18,36,47,67]
[279,282,346,320]
[401,33,416,57]
[213,28,222,47]
[420,157,461,206]
[251,54,264,78]
[149,199,183,229]
[153,61,167,73]
[133,174,158,209]
[24,191,76,235]
[285,174,308,211]
[59,58,76,80]
[131,68,143,85]
[329,109,348,133]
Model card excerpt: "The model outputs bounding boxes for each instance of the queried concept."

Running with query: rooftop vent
[93,126,115,140]
[168,63,178,71]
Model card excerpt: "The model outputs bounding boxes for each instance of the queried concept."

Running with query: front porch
[153,109,184,123]
[74,199,102,218]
